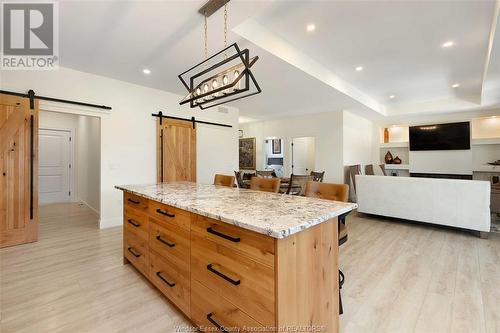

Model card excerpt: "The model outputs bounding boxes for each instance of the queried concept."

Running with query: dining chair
[234,171,247,189]
[286,174,313,195]
[256,170,275,178]
[214,174,235,187]
[304,181,350,315]
[365,164,386,176]
[348,165,362,192]
[249,177,281,193]
[310,171,325,182]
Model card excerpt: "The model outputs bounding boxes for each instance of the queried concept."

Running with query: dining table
[240,177,301,193]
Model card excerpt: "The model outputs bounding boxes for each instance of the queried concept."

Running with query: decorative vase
[383,128,389,143]
[384,151,393,164]
[393,156,402,164]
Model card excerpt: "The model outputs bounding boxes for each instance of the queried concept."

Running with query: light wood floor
[1,203,499,333]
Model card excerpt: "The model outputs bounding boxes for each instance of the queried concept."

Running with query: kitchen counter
[117,181,354,333]
[115,182,357,238]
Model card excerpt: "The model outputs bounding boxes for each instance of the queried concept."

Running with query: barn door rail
[151,111,232,129]
[0,89,112,110]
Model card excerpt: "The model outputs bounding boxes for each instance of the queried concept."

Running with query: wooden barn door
[157,118,196,182]
[0,93,39,248]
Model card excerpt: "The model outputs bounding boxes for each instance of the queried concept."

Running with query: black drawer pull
[156,209,175,218]
[127,219,140,227]
[206,313,227,332]
[156,271,175,287]
[127,198,140,204]
[206,227,240,243]
[127,247,141,258]
[207,264,240,286]
[156,235,175,248]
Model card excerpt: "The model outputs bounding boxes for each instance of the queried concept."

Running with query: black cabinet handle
[156,209,175,218]
[127,247,141,258]
[156,235,175,247]
[156,272,175,287]
[127,219,140,227]
[206,227,240,243]
[207,264,240,286]
[206,313,227,332]
[127,198,140,204]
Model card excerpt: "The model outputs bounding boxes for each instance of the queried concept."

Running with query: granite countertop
[115,182,358,239]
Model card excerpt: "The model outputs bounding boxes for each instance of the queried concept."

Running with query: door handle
[127,247,141,258]
[156,272,175,287]
[127,219,140,227]
[156,209,175,218]
[206,227,240,243]
[127,198,140,204]
[206,313,227,332]
[156,235,175,248]
[207,264,240,286]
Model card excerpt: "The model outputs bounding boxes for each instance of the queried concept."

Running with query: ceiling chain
[204,10,208,59]
[224,2,228,49]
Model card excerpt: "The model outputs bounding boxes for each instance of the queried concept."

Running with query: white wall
[77,115,100,213]
[2,67,239,228]
[342,111,378,166]
[240,112,344,183]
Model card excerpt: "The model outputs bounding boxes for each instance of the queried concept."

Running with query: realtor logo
[1,2,59,69]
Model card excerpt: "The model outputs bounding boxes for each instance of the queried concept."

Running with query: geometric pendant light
[178,0,261,110]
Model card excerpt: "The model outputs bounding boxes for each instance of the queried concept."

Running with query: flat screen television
[409,121,470,151]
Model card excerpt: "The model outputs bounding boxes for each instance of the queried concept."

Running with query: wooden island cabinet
[118,183,357,333]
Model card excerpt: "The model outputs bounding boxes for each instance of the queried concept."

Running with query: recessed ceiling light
[306,23,316,32]
[389,95,396,99]
[452,83,460,88]
[143,68,151,75]
[442,41,454,48]
[355,66,363,71]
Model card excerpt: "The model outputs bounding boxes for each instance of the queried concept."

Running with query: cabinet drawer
[123,229,149,277]
[149,218,190,271]
[149,201,190,231]
[191,232,275,327]
[150,250,190,316]
[191,214,275,267]
[191,279,270,332]
[124,192,149,211]
[124,206,149,241]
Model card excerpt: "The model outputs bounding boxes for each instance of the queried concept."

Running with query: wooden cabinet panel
[124,206,149,241]
[149,201,190,231]
[190,279,268,332]
[123,229,149,277]
[150,250,190,316]
[0,93,38,248]
[191,214,275,267]
[191,232,275,327]
[149,218,190,271]
[124,192,149,211]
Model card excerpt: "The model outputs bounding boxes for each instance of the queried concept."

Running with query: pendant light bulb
[222,75,228,85]
[196,87,201,96]
[203,83,209,93]
[234,70,239,80]
[212,79,218,89]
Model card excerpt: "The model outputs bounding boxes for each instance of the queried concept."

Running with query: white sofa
[355,175,491,233]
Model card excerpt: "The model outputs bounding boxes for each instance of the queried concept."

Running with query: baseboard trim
[99,216,122,229]
[79,200,100,217]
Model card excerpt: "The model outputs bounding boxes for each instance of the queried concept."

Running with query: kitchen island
[116,182,357,333]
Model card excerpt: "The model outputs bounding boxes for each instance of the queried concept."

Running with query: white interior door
[39,129,71,204]
[292,137,315,175]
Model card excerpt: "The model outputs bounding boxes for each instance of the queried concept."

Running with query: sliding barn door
[0,93,38,248]
[157,118,196,182]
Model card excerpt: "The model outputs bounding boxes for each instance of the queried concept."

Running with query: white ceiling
[57,0,500,122]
